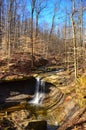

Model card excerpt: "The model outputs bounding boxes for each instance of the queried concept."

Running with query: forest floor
[0,52,65,80]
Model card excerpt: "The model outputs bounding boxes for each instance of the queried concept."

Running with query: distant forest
[0,0,86,77]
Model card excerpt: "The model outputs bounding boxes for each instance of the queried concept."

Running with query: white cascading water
[29,77,45,105]
[39,79,45,104]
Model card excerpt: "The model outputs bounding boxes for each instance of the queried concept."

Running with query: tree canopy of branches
[0,0,86,76]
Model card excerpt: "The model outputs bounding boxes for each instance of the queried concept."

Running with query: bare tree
[30,0,36,67]
[71,0,78,81]
[35,0,47,38]
[7,0,15,68]
[49,0,60,40]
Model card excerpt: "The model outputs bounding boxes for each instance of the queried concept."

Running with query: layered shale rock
[0,70,79,128]
[31,71,79,125]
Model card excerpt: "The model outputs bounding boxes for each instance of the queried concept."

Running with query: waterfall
[29,77,45,105]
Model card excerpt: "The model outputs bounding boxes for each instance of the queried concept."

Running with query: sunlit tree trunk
[71,0,77,81]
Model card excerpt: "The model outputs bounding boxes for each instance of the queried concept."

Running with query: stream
[0,69,66,130]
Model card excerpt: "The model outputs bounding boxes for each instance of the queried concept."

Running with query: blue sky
[27,0,86,30]
[38,0,72,25]
[48,0,85,28]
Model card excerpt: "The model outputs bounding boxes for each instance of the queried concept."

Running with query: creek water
[27,77,59,130]
[0,71,63,130]
[29,68,64,105]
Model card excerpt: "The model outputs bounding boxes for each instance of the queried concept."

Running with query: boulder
[25,120,47,130]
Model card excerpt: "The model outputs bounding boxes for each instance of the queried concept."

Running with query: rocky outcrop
[42,86,64,110]
[0,77,36,104]
[58,106,86,130]
[33,69,69,87]
[31,71,79,126]
[0,70,80,129]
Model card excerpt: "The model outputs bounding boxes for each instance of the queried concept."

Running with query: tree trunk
[36,12,39,38]
[0,0,2,47]
[31,0,36,67]
[71,0,78,81]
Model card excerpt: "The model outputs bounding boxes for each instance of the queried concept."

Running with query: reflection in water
[47,124,59,130]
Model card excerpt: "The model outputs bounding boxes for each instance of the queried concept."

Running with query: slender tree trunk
[71,0,78,81]
[0,0,2,47]
[49,13,55,40]
[31,9,34,67]
[30,0,36,67]
[7,9,11,69]
[64,22,67,69]
[7,0,14,69]
[36,12,39,38]
[79,0,83,47]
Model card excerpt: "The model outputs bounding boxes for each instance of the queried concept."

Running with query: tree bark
[31,0,36,67]
[0,0,2,47]
[71,0,78,81]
